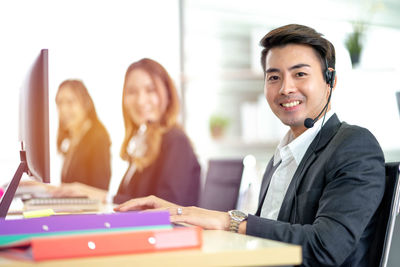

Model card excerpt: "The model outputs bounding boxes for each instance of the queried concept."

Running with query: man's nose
[279,76,296,95]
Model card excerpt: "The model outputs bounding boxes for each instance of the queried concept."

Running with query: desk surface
[1,202,301,266]
[0,229,301,266]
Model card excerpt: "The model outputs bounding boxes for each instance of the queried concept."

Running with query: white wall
[333,25,400,153]
[0,0,180,195]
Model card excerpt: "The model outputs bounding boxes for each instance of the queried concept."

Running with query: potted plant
[345,22,365,68]
[209,114,229,139]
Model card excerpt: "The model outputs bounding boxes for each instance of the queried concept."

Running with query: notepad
[23,197,101,212]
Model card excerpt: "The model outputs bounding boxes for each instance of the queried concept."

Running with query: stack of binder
[0,211,202,261]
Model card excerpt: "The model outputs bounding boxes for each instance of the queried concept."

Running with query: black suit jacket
[62,121,111,190]
[246,114,385,267]
[114,126,201,206]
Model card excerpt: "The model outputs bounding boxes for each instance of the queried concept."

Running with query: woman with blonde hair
[113,58,200,206]
[19,80,111,199]
[55,79,111,190]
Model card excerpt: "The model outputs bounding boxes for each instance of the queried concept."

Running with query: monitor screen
[19,49,50,183]
[396,91,400,118]
[0,49,50,217]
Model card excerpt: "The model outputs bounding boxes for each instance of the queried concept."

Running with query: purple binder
[0,211,170,235]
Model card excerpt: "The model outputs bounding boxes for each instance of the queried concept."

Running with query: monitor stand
[0,150,28,218]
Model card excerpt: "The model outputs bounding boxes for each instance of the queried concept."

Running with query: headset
[303,59,336,129]
[292,57,335,223]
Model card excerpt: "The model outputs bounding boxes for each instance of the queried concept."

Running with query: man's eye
[268,75,279,81]
[296,72,307,77]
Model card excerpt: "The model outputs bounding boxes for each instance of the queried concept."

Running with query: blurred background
[0,0,399,211]
[1,0,400,264]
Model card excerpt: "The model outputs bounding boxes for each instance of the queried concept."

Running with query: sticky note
[23,209,55,218]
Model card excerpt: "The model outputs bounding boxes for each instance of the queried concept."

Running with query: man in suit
[115,24,386,266]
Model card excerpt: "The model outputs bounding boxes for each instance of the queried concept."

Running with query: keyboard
[23,197,101,212]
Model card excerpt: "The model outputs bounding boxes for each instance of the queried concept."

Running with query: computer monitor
[0,49,50,217]
[396,91,400,117]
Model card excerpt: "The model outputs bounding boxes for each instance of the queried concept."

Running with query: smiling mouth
[281,100,301,108]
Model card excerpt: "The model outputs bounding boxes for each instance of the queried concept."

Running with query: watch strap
[229,218,241,233]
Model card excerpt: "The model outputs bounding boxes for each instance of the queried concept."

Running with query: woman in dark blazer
[55,80,111,190]
[113,58,200,206]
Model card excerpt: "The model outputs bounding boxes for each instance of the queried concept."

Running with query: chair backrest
[369,162,400,267]
[199,159,244,212]
[387,214,400,266]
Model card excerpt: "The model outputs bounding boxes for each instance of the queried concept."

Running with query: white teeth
[282,101,300,107]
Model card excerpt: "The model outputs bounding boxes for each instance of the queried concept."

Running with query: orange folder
[30,226,202,261]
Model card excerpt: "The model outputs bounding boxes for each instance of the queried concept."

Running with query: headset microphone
[303,59,335,129]
[304,117,316,129]
[303,91,332,128]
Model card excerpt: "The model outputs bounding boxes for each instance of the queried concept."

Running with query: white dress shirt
[260,111,334,220]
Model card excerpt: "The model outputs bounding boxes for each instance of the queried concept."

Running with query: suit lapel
[255,158,281,216]
[277,114,342,222]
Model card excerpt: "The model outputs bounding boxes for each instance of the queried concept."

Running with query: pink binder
[1,226,202,261]
[32,226,202,261]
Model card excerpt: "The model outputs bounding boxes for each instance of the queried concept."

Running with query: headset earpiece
[324,59,335,89]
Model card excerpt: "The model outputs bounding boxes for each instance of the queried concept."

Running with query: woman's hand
[18,179,57,196]
[114,195,178,211]
[50,183,86,198]
[19,179,57,190]
[49,182,107,202]
[114,195,230,231]
[170,206,230,230]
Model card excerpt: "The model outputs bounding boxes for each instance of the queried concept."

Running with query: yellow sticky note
[23,209,55,218]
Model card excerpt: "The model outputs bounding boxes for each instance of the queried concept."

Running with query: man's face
[264,44,331,137]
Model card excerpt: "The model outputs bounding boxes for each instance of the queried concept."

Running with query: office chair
[368,162,400,267]
[199,159,244,212]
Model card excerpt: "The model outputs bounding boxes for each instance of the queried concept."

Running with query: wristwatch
[228,210,248,233]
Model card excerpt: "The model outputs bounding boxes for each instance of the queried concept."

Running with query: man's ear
[331,71,337,92]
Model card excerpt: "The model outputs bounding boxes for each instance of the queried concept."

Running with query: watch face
[229,210,247,220]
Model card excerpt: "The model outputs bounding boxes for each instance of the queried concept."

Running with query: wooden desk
[0,230,301,266]
[1,201,301,266]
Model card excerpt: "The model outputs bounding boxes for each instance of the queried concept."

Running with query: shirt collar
[273,110,334,166]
